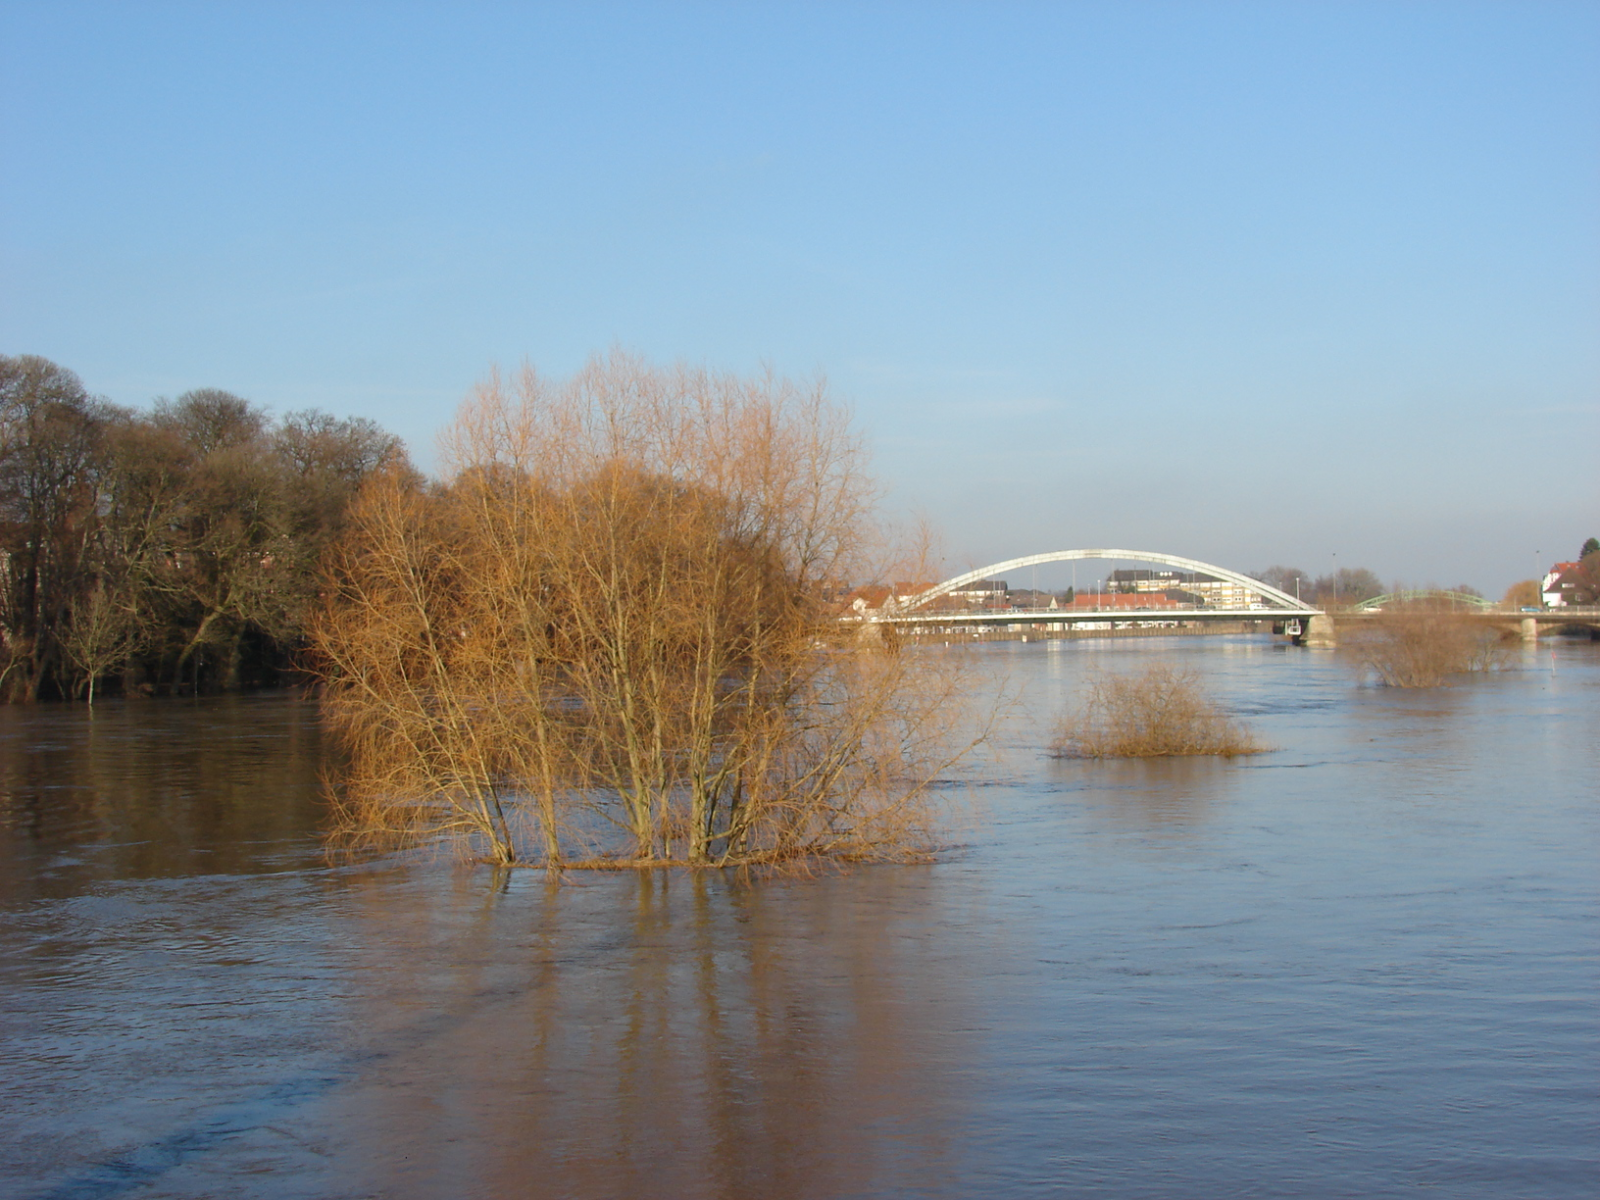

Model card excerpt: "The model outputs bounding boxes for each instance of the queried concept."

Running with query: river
[2,635,1595,1198]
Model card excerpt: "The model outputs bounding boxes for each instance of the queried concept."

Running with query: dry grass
[1345,613,1508,687]
[1051,663,1264,759]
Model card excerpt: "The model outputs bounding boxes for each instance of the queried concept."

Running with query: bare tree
[146,392,340,690]
[1345,613,1507,687]
[1311,566,1383,607]
[313,355,979,869]
[274,408,409,541]
[59,581,139,704]
[151,388,267,456]
[0,363,410,701]
[1254,565,1311,598]
[0,355,113,700]
[1502,580,1540,607]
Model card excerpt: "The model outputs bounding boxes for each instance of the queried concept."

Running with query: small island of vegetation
[1051,663,1264,758]
[311,354,979,870]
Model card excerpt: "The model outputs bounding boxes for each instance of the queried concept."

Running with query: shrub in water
[1051,663,1263,759]
[1345,613,1508,688]
[312,353,980,869]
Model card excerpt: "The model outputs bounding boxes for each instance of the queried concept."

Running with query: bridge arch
[1352,590,1495,612]
[896,548,1313,614]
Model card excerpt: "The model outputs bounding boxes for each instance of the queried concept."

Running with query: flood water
[2,636,1596,1199]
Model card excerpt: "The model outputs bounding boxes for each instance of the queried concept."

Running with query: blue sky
[3,1,1596,593]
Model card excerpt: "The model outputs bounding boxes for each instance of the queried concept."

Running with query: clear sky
[3,1,1596,594]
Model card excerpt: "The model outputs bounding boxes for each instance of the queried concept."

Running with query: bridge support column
[1520,618,1539,643]
[1302,614,1337,648]
[856,621,900,651]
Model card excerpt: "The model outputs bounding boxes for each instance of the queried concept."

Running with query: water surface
[2,637,1596,1198]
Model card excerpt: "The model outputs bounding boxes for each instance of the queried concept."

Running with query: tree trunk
[25,641,53,703]
[174,608,221,691]
[223,629,242,691]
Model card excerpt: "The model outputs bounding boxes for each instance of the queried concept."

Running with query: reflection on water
[1051,757,1234,829]
[2,636,1597,1199]
[322,869,968,1199]
[0,695,329,896]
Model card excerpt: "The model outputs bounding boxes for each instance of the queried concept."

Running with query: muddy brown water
[2,636,1596,1198]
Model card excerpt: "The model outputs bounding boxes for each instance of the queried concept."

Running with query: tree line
[0,354,409,702]
[3,350,973,868]
[1252,564,1484,607]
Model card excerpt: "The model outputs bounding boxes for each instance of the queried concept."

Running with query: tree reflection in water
[0,694,330,897]
[324,866,973,1200]
[1053,756,1233,831]
[6,641,1597,1199]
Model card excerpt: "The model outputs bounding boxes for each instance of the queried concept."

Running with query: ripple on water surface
[1,639,1596,1198]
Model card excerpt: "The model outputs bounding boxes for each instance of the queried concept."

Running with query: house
[1541,562,1597,607]
[841,581,937,615]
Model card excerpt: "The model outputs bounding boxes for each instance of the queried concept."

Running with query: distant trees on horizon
[1252,564,1488,608]
[5,351,1574,705]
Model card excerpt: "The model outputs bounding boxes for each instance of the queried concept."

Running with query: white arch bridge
[868,548,1322,632]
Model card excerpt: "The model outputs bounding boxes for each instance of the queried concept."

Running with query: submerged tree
[312,355,977,869]
[1346,613,1508,687]
[1051,663,1263,759]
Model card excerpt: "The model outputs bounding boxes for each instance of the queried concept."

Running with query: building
[1066,592,1182,612]
[945,579,1010,608]
[842,581,937,614]
[1542,562,1597,607]
[1106,568,1262,609]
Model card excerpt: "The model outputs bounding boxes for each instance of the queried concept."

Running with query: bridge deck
[873,606,1315,627]
[867,605,1600,628]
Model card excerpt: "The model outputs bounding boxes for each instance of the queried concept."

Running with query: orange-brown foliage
[1345,612,1508,687]
[312,354,978,869]
[1052,663,1263,759]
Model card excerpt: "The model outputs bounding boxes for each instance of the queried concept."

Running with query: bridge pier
[1520,618,1539,643]
[1301,614,1337,648]
[855,621,900,651]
